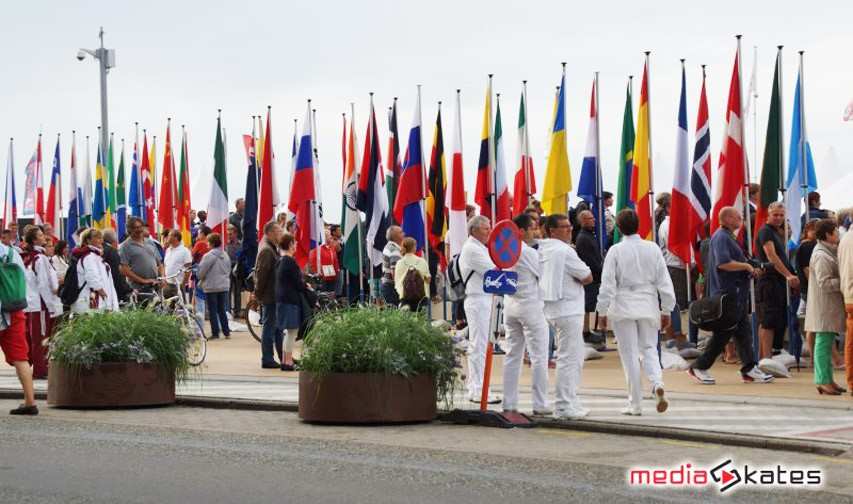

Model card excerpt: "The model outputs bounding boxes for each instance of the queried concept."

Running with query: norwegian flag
[711,48,747,235]
[689,67,713,250]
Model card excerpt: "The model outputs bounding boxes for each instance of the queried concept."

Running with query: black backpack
[59,252,89,307]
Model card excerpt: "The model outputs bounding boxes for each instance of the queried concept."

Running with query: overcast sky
[2,0,852,223]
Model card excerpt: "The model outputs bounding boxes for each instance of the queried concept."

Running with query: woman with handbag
[804,219,846,395]
[275,233,309,372]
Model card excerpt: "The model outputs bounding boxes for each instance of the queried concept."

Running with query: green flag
[758,49,783,217]
[116,141,127,240]
[613,82,635,243]
[207,117,229,244]
[107,134,116,221]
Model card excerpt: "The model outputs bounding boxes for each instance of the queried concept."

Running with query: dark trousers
[692,314,757,374]
[381,282,399,307]
[230,275,242,317]
[207,291,230,338]
[261,303,282,364]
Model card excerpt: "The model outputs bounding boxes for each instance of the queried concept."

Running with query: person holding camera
[688,207,774,385]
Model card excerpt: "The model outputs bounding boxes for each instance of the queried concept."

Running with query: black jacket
[104,243,131,301]
[276,255,307,305]
[575,228,603,284]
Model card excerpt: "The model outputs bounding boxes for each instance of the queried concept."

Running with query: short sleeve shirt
[757,224,792,282]
[708,229,749,303]
[119,239,162,289]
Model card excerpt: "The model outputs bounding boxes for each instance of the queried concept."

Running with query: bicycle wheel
[247,304,263,343]
[185,315,207,366]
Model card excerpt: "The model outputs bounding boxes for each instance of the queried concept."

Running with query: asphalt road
[0,401,851,503]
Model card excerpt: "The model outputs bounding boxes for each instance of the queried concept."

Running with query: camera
[76,50,87,61]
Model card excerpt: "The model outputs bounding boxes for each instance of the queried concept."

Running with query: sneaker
[492,344,506,355]
[654,386,668,413]
[554,406,589,420]
[687,367,715,385]
[468,395,502,405]
[742,367,774,383]
[620,406,642,416]
[532,408,553,416]
[9,404,38,416]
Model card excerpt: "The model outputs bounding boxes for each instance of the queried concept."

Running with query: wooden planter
[299,371,437,424]
[47,361,176,408]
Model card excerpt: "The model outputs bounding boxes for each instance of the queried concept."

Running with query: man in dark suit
[575,210,605,349]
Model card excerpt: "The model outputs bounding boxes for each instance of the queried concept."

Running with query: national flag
[711,47,747,235]
[81,136,94,227]
[754,49,784,241]
[176,128,192,246]
[577,78,606,249]
[427,105,448,268]
[289,103,318,267]
[45,135,62,234]
[106,134,116,228]
[140,133,155,234]
[93,140,109,230]
[386,99,402,222]
[394,95,426,251]
[356,98,390,267]
[240,132,259,270]
[150,135,158,214]
[448,90,467,259]
[689,66,713,257]
[2,138,16,231]
[541,67,572,215]
[630,59,654,240]
[129,131,142,218]
[512,87,536,215]
[287,120,297,220]
[258,108,279,235]
[613,79,635,244]
[208,115,229,244]
[493,95,511,222]
[66,133,79,247]
[785,57,817,246]
[474,77,495,219]
[157,123,176,231]
[116,140,128,240]
[22,138,39,222]
[342,112,361,277]
[668,62,693,265]
[310,109,325,255]
[35,135,44,224]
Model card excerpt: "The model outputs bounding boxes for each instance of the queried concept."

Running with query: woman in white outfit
[539,214,593,419]
[22,227,62,379]
[502,213,550,415]
[72,228,120,314]
[597,209,676,416]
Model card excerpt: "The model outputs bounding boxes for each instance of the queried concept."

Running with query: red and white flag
[447,90,467,258]
[512,86,535,215]
[711,48,747,234]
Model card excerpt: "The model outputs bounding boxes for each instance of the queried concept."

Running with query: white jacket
[539,238,591,319]
[505,241,543,315]
[459,236,495,297]
[596,234,676,326]
[24,247,62,317]
[72,247,120,313]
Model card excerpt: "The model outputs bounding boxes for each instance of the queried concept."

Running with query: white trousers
[613,318,663,409]
[550,315,585,411]
[502,305,549,411]
[465,295,493,399]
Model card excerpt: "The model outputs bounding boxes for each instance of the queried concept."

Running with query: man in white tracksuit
[597,209,676,416]
[540,214,593,419]
[459,215,499,403]
[503,213,550,414]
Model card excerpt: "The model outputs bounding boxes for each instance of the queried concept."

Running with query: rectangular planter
[47,361,176,408]
[299,371,436,424]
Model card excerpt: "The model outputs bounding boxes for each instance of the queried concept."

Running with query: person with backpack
[69,228,120,313]
[394,237,430,312]
[22,226,62,379]
[459,215,499,404]
[0,238,38,415]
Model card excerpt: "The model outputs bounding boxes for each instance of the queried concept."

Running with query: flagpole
[753,45,759,184]
[645,52,657,244]
[776,47,792,318]
[351,103,365,303]
[522,80,532,209]
[594,72,604,251]
[677,59,692,307]
[799,51,809,223]
[560,62,569,213]
[488,75,497,222]
[311,106,322,276]
[418,86,432,317]
[368,92,376,304]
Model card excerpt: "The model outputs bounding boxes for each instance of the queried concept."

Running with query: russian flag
[289,102,317,267]
[394,97,425,251]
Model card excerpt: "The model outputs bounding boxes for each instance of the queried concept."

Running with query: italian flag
[207,116,229,244]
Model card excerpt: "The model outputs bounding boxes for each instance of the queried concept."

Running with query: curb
[1,388,847,457]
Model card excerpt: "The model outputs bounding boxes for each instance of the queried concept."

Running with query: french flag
[668,62,693,265]
[394,97,426,251]
[289,102,318,268]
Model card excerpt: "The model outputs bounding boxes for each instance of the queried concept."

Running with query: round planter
[47,361,176,408]
[298,371,436,424]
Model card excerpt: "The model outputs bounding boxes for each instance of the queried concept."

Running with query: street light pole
[79,27,115,157]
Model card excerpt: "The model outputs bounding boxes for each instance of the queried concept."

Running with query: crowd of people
[2,188,852,420]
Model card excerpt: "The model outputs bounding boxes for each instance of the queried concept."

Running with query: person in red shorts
[0,240,38,415]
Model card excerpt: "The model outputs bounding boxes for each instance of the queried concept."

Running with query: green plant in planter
[300,307,460,407]
[49,310,193,382]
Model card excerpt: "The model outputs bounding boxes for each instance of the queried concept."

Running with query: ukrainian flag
[541,68,572,215]
[93,145,109,230]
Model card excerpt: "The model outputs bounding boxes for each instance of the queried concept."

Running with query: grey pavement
[4,371,853,450]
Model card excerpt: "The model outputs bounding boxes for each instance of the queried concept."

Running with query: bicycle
[126,268,208,366]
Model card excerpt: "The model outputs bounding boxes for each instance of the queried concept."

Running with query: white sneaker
[468,395,502,404]
[687,367,715,385]
[621,406,642,416]
[554,406,590,420]
[653,386,668,413]
[742,366,774,383]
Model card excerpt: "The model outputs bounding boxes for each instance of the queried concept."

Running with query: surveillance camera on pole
[76,27,115,154]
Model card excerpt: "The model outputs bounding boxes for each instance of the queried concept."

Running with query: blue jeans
[261,303,282,365]
[207,291,230,338]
